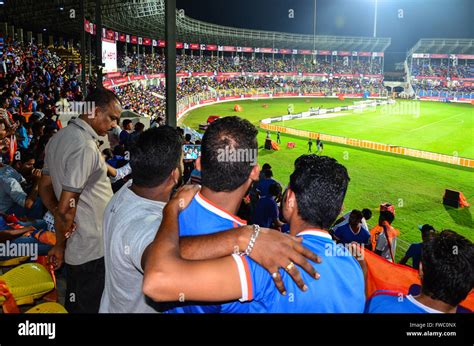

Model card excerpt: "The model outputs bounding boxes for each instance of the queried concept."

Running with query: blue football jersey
[365,291,443,313]
[169,192,246,313]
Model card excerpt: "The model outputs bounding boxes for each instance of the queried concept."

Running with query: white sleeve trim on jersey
[231,254,250,302]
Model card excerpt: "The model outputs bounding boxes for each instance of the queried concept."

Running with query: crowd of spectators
[118,52,384,75]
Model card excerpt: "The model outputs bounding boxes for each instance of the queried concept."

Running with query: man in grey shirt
[39,88,122,313]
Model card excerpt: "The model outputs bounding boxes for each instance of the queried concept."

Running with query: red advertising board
[259,48,273,53]
[192,72,214,77]
[318,50,331,55]
[207,44,217,51]
[143,38,151,46]
[107,72,122,78]
[280,49,292,54]
[299,50,312,55]
[242,47,254,53]
[130,36,137,44]
[338,51,351,56]
[189,43,199,50]
[358,52,372,57]
[176,42,183,49]
[118,33,126,42]
[147,74,165,79]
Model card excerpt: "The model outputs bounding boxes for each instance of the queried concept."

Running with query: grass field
[180,98,474,247]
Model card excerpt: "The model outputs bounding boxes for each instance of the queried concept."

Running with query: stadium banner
[451,77,474,81]
[118,33,126,42]
[130,75,145,81]
[318,50,331,55]
[192,72,214,77]
[338,51,351,56]
[189,43,199,50]
[176,72,189,77]
[146,73,165,79]
[298,49,312,55]
[158,40,166,47]
[130,36,137,44]
[414,76,446,80]
[358,52,372,57]
[207,44,217,51]
[218,72,242,77]
[222,45,236,52]
[372,52,384,57]
[456,54,474,59]
[102,38,117,73]
[103,80,112,88]
[199,98,218,105]
[429,54,449,59]
[364,74,384,79]
[176,42,184,49]
[107,72,122,78]
[142,38,151,46]
[303,73,329,76]
[242,47,254,53]
[106,29,115,41]
[259,48,273,53]
[280,49,292,54]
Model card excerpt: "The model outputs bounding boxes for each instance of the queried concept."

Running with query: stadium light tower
[373,0,378,37]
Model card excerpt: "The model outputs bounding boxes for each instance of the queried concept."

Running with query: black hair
[269,182,282,198]
[200,116,258,192]
[289,155,350,229]
[84,87,122,110]
[421,230,474,307]
[134,122,145,132]
[184,133,192,142]
[113,144,125,157]
[122,119,132,127]
[12,114,26,125]
[130,126,183,188]
[349,210,363,224]
[362,208,372,221]
[262,163,272,170]
[379,210,395,225]
[102,148,113,161]
[263,169,273,179]
[13,150,35,165]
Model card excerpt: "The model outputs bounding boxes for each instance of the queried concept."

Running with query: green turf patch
[181,98,474,245]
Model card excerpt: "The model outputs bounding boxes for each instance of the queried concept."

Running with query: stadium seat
[25,302,67,314]
[0,263,55,312]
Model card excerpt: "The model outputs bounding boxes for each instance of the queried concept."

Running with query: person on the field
[308,138,313,153]
[143,155,366,313]
[316,139,324,154]
[366,230,474,313]
[399,224,436,269]
[276,131,281,144]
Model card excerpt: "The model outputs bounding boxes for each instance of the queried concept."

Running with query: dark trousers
[65,257,105,313]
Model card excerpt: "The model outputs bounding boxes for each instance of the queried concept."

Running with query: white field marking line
[408,113,465,133]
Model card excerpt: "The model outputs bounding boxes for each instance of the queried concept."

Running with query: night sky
[176,0,473,69]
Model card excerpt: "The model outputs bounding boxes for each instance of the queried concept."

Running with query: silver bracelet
[239,224,261,256]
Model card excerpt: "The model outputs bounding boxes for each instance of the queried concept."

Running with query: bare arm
[143,186,242,303]
[38,173,58,212]
[24,169,41,209]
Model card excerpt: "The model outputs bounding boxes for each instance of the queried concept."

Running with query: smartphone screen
[183,144,201,160]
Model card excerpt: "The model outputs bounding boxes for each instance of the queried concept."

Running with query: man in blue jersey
[366,230,474,313]
[143,154,366,313]
[332,210,370,245]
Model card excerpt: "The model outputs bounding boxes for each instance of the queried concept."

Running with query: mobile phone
[183,144,201,160]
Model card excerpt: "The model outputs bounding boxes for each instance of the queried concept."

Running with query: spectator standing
[39,88,122,313]
[399,224,436,269]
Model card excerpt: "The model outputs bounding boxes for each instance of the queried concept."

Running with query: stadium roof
[408,38,474,56]
[2,0,391,52]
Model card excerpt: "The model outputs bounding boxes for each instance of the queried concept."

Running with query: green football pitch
[180,98,474,247]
